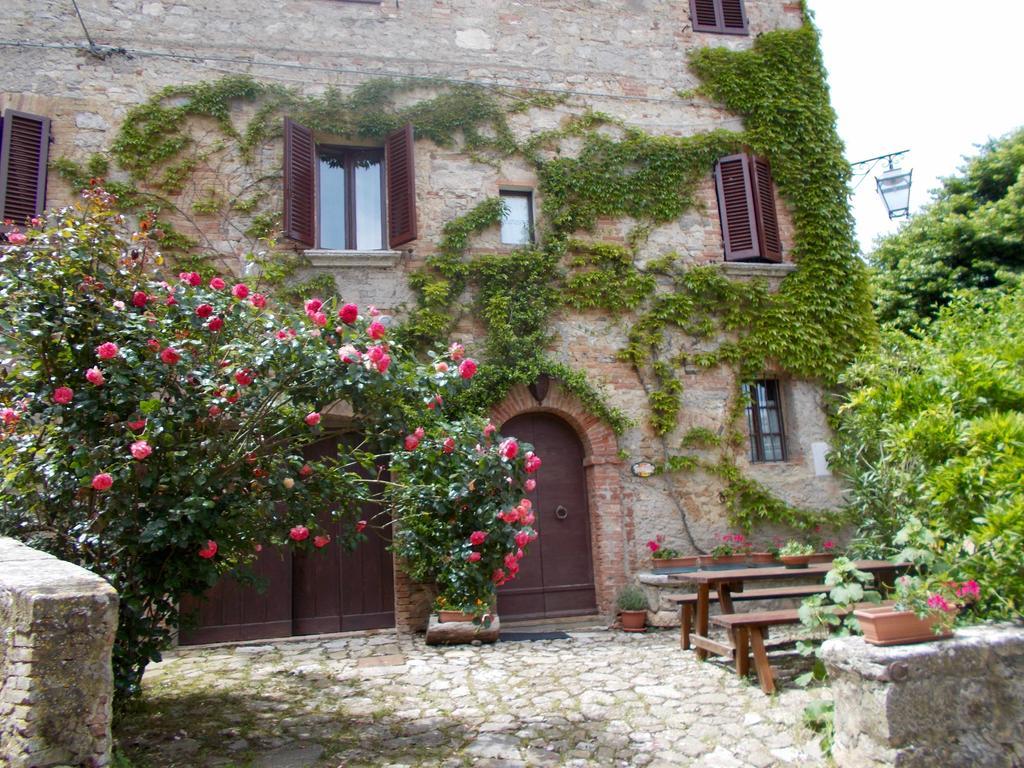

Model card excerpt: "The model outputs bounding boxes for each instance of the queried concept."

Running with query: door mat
[498,631,571,642]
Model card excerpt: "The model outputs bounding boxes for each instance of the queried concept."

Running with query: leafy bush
[616,584,648,612]
[0,190,537,703]
[832,285,1024,619]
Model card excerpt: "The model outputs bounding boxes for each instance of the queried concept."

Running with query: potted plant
[855,576,977,645]
[778,540,815,568]
[700,533,753,567]
[646,534,698,569]
[617,584,649,632]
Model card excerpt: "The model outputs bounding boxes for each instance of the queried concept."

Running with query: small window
[690,0,748,35]
[743,380,786,462]
[500,190,533,245]
[318,147,384,250]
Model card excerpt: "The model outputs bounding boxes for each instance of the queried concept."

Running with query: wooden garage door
[496,413,596,620]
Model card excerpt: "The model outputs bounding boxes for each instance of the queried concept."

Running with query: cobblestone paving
[120,626,831,767]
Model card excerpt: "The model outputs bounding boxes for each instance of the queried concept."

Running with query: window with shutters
[713,153,782,263]
[743,379,787,462]
[283,120,416,250]
[0,109,50,224]
[499,190,534,245]
[689,0,748,34]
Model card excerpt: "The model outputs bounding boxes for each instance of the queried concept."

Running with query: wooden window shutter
[715,153,759,261]
[720,0,748,34]
[283,118,316,247]
[385,124,417,247]
[0,109,50,223]
[689,0,720,31]
[749,156,782,263]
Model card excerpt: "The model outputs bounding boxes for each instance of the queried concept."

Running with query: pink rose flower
[367,346,384,363]
[367,321,386,340]
[305,412,321,427]
[467,552,482,563]
[404,433,420,451]
[449,342,465,361]
[338,303,358,324]
[210,277,226,290]
[160,348,181,365]
[208,405,221,417]
[469,530,488,546]
[132,291,148,307]
[86,367,105,386]
[130,440,152,460]
[289,525,310,542]
[499,509,518,524]
[355,520,367,533]
[492,569,507,586]
[232,283,249,299]
[339,345,361,363]
[234,370,253,386]
[500,438,519,459]
[7,231,27,245]
[198,540,218,559]
[181,272,202,286]
[312,311,327,327]
[207,316,224,332]
[368,305,380,317]
[525,478,536,492]
[442,437,456,454]
[196,303,214,319]
[414,426,425,439]
[376,354,391,373]
[1,407,18,426]
[313,534,331,549]
[250,293,267,309]
[515,530,530,548]
[524,452,542,473]
[53,387,74,405]
[483,422,496,437]
[96,342,119,360]
[434,361,449,373]
[458,358,478,380]
[304,298,323,316]
[91,473,113,491]
[147,339,161,351]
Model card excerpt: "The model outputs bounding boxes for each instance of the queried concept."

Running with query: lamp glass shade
[876,166,913,219]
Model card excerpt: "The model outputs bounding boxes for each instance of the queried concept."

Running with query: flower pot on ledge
[650,555,699,570]
[779,555,813,569]
[698,554,749,568]
[853,605,954,646]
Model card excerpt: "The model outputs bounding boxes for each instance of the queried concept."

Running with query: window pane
[354,157,383,251]
[319,155,346,249]
[501,193,531,244]
[764,435,783,462]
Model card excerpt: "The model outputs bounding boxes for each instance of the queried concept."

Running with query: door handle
[554,505,568,520]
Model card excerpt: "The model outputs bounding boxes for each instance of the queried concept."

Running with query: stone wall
[821,624,1024,768]
[0,538,119,768]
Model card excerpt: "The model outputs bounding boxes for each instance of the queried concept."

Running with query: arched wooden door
[497,413,596,620]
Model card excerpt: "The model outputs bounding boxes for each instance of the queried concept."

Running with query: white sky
[806,1,1024,254]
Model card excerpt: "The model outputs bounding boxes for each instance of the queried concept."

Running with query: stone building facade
[0,0,850,633]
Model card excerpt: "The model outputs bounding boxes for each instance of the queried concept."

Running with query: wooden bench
[665,583,830,650]
[712,601,889,694]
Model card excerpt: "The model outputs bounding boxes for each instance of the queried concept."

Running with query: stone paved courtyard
[120,625,831,768]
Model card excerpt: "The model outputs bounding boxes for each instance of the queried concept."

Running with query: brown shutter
[720,0,748,33]
[690,0,720,31]
[715,154,759,261]
[283,118,316,247]
[750,157,782,263]
[385,124,417,247]
[0,109,50,223]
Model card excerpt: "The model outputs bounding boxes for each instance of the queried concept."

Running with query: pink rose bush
[0,190,530,701]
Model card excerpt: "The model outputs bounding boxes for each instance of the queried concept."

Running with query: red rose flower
[210,277,226,290]
[128,419,146,431]
[355,520,367,533]
[469,530,487,546]
[289,525,310,542]
[160,347,181,365]
[467,552,482,562]
[376,354,391,373]
[304,298,323,316]
[250,293,267,309]
[525,452,542,473]
[500,438,519,459]
[314,534,331,549]
[147,338,161,351]
[196,303,214,319]
[305,412,321,427]
[53,387,74,405]
[234,370,253,386]
[207,316,224,332]
[132,291,148,307]
[231,283,249,299]
[458,358,478,380]
[198,540,218,559]
[515,530,531,548]
[96,342,119,360]
[404,433,420,451]
[367,321,386,340]
[442,437,456,454]
[91,473,114,491]
[338,303,358,324]
[299,464,313,478]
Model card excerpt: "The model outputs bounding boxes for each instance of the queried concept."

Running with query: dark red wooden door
[179,436,394,645]
[497,413,596,620]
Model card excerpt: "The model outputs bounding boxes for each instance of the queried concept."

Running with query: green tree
[871,128,1024,331]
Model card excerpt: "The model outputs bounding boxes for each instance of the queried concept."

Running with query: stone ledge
[717,262,797,279]
[304,249,402,268]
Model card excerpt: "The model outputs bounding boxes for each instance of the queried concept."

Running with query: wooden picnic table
[668,559,904,660]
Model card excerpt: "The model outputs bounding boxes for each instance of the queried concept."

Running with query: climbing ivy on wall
[51,14,873,532]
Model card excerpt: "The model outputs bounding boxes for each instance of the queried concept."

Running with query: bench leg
[695,583,710,661]
[735,627,750,678]
[680,604,692,650]
[749,629,776,695]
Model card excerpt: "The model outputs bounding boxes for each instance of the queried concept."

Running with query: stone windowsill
[717,262,797,278]
[304,249,403,268]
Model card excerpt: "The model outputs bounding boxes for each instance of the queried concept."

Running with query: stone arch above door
[491,383,627,616]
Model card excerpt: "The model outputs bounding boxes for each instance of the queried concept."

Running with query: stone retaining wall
[0,537,119,768]
[821,623,1024,768]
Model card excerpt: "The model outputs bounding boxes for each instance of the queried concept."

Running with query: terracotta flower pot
[438,610,477,623]
[650,555,700,570]
[620,609,647,633]
[779,554,813,569]
[854,605,954,646]
[698,554,749,568]
[748,552,776,565]
[807,553,837,564]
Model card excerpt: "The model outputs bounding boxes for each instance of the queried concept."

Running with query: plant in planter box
[778,540,815,567]
[647,534,681,560]
[617,584,648,632]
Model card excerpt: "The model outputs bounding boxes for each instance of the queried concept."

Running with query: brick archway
[491,382,626,616]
